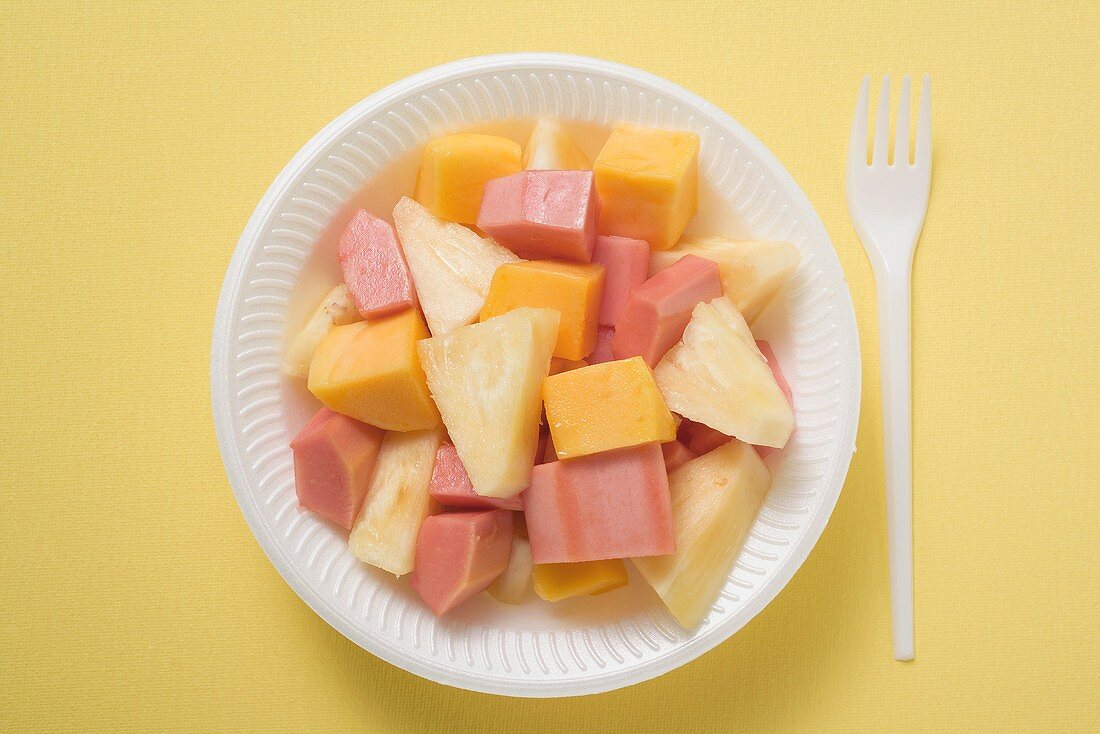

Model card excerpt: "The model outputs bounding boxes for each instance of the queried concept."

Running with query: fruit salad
[282,119,800,630]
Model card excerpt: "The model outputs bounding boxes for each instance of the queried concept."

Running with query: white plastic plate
[211,53,861,697]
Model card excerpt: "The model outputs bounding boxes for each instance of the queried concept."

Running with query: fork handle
[876,265,914,661]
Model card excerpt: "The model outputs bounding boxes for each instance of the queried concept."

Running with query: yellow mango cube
[308,309,440,431]
[533,559,629,601]
[479,260,605,361]
[593,124,699,250]
[542,356,676,459]
[414,133,522,224]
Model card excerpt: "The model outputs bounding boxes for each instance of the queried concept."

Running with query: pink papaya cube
[611,254,722,366]
[591,235,650,326]
[289,407,384,528]
[587,325,616,364]
[411,510,513,615]
[428,444,523,511]
[661,440,696,473]
[477,170,600,261]
[523,443,675,563]
[337,209,417,319]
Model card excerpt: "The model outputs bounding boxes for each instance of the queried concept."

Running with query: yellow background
[2,1,1098,731]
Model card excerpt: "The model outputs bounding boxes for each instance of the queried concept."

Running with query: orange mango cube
[542,356,676,459]
[308,309,440,431]
[414,133,522,224]
[533,559,629,601]
[479,260,605,361]
[593,124,699,250]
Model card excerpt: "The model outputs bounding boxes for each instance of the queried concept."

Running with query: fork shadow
[300,401,885,733]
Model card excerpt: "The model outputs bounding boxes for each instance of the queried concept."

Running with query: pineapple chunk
[633,440,770,629]
[418,307,560,498]
[282,285,360,378]
[655,297,793,448]
[488,533,534,604]
[649,237,800,323]
[348,428,443,576]
[392,197,520,336]
[522,118,591,171]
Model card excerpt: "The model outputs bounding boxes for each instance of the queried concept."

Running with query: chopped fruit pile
[283,119,800,628]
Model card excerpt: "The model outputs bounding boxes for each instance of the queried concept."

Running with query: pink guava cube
[611,254,722,366]
[337,209,417,319]
[428,444,523,511]
[410,510,514,615]
[587,325,616,364]
[523,443,675,563]
[477,170,600,261]
[591,235,650,326]
[289,407,384,528]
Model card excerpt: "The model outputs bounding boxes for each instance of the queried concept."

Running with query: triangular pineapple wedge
[649,236,799,322]
[633,439,770,629]
[393,197,519,336]
[418,307,560,498]
[655,297,793,448]
[348,427,443,576]
[522,118,591,171]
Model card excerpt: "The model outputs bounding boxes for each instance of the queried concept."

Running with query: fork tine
[872,75,891,165]
[848,75,870,167]
[893,75,911,166]
[915,75,932,165]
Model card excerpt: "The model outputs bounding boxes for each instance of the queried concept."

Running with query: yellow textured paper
[1,2,1097,732]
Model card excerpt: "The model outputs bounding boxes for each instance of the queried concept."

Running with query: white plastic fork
[845,74,932,661]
